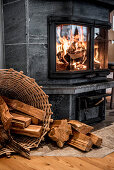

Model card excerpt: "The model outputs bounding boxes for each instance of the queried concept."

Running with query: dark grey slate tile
[3,0,21,5]
[5,44,27,74]
[28,44,48,82]
[73,0,109,21]
[49,94,70,120]
[29,0,72,44]
[3,0,26,44]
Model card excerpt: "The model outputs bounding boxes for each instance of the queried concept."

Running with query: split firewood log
[87,133,102,147]
[11,121,25,129]
[11,125,43,138]
[67,129,93,151]
[0,96,13,130]
[48,120,72,148]
[10,110,39,125]
[68,120,93,134]
[11,113,31,128]
[3,97,46,121]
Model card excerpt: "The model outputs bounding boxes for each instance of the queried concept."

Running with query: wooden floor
[0,152,114,170]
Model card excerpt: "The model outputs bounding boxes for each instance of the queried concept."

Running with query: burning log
[56,24,88,72]
[68,120,93,134]
[0,96,13,130]
[11,125,43,138]
[48,120,72,148]
[3,97,46,121]
[68,51,84,59]
[67,129,93,151]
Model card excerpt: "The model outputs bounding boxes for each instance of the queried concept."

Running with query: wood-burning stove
[44,0,114,124]
[48,16,110,80]
[6,0,113,124]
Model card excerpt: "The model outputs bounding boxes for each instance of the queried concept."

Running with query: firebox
[48,16,110,79]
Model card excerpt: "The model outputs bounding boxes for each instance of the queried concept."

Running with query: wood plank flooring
[0,152,114,170]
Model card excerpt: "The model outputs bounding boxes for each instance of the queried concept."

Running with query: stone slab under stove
[43,80,114,123]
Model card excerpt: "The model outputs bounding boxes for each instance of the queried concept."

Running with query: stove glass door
[94,27,108,70]
[56,24,90,72]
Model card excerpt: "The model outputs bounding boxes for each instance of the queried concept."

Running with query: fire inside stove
[56,24,107,72]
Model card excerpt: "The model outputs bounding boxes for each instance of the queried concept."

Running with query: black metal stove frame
[48,16,111,79]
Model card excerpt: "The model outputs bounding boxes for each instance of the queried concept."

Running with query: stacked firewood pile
[0,96,102,159]
[48,120,102,151]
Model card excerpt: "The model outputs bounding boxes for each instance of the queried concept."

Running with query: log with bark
[68,120,94,134]
[48,120,72,148]
[67,129,93,151]
[3,97,46,121]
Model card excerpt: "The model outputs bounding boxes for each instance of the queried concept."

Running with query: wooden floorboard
[0,152,114,170]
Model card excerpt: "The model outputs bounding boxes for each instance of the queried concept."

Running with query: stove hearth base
[43,80,114,124]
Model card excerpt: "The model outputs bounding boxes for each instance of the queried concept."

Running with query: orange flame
[56,25,101,71]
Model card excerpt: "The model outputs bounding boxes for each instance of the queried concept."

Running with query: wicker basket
[0,68,52,156]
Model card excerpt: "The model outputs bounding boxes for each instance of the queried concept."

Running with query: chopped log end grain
[87,133,102,147]
[67,130,93,151]
[48,120,72,148]
[68,138,93,151]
